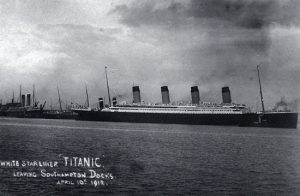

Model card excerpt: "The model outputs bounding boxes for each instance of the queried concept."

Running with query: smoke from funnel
[273,97,298,112]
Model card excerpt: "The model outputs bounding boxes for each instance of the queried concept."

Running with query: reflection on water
[0,117,300,195]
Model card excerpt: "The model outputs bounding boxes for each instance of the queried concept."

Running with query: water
[0,117,300,195]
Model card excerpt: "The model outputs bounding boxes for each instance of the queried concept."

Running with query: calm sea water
[0,117,300,195]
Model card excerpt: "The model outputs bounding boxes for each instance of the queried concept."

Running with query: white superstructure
[99,103,250,114]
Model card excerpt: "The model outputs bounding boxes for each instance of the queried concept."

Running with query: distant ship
[2,86,46,118]
[42,86,77,120]
[72,66,298,129]
[0,85,77,120]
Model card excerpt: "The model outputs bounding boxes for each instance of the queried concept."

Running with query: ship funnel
[98,98,104,109]
[26,94,31,106]
[21,95,26,107]
[132,86,141,104]
[222,86,232,104]
[112,97,117,107]
[161,86,170,104]
[191,86,200,104]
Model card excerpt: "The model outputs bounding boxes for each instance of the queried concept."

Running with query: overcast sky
[0,0,299,110]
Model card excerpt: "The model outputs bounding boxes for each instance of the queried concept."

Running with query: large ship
[2,86,46,118]
[72,66,298,128]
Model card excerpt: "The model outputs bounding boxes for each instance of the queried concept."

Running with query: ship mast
[85,85,90,108]
[57,86,63,112]
[105,66,112,106]
[257,65,265,114]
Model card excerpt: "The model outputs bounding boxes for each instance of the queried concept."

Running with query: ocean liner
[2,86,46,118]
[72,66,298,128]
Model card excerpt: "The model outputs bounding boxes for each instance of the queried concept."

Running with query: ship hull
[5,108,43,118]
[43,111,77,120]
[240,112,298,129]
[24,109,44,118]
[74,110,298,128]
[5,110,25,118]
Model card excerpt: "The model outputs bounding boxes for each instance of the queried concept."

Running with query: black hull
[3,109,77,120]
[5,110,43,118]
[240,112,298,129]
[43,113,77,120]
[76,111,244,125]
[74,110,298,128]
[5,111,25,118]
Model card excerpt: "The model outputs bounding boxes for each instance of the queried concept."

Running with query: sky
[0,0,299,111]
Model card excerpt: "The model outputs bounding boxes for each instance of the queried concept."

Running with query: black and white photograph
[0,0,299,195]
